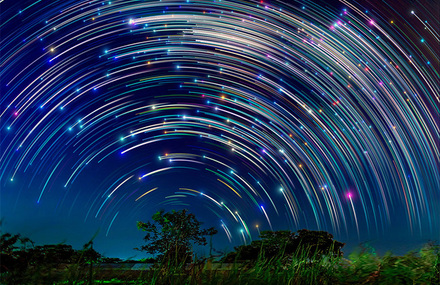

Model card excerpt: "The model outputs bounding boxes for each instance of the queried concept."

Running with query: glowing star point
[1,0,438,260]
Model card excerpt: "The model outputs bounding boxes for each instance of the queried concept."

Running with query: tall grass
[2,242,438,284]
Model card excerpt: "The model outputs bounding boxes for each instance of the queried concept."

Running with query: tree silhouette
[0,233,34,273]
[136,209,217,266]
[223,229,344,263]
[295,229,345,258]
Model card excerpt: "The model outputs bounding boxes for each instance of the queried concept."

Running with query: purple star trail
[1,0,438,258]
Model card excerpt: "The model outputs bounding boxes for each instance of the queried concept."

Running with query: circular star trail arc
[1,0,439,244]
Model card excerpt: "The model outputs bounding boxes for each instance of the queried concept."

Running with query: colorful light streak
[0,0,438,251]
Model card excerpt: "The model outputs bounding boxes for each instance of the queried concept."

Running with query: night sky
[1,0,439,259]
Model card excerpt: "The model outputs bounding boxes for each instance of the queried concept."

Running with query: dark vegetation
[136,209,218,266]
[222,229,344,264]
[1,210,439,284]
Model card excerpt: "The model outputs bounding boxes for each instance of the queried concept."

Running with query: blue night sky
[1,0,439,259]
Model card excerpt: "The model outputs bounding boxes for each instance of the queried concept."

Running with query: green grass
[2,243,439,284]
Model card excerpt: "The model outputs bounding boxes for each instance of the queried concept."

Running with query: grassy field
[2,243,439,284]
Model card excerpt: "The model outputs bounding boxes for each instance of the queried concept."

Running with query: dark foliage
[101,257,123,263]
[0,232,104,284]
[222,229,345,263]
[136,209,218,266]
[1,233,34,273]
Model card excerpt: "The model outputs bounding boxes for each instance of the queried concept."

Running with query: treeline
[1,234,105,271]
[222,229,344,263]
[1,209,439,284]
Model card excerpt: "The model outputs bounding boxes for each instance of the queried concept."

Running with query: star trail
[1,0,439,258]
